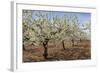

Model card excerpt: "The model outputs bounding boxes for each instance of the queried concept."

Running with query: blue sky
[32,10,91,25]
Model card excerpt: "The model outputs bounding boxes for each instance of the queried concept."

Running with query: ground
[23,40,91,62]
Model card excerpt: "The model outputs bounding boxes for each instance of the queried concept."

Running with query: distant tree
[78,21,91,42]
[52,16,70,50]
[83,21,91,40]
[66,16,81,46]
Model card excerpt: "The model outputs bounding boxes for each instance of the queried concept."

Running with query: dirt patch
[23,40,91,62]
[23,48,91,62]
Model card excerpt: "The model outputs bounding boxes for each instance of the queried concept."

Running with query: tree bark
[72,39,74,46]
[62,40,66,50]
[43,39,49,59]
[23,44,25,51]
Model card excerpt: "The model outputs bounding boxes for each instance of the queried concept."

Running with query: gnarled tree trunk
[43,39,49,59]
[62,40,66,50]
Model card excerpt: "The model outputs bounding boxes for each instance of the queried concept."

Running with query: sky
[31,10,91,26]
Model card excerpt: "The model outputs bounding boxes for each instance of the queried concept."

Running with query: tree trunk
[72,39,74,46]
[62,40,66,50]
[43,39,49,59]
[43,44,48,59]
[23,44,25,50]
[80,39,81,42]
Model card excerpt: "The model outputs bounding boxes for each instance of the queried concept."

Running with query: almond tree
[51,15,82,50]
[67,16,82,46]
[82,21,91,40]
[52,16,70,50]
[30,12,60,59]
[22,10,33,50]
